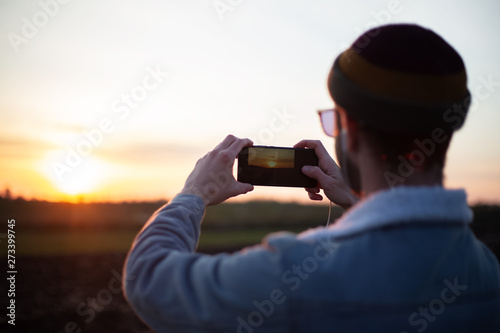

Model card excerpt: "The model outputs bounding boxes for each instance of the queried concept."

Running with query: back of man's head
[328,24,471,176]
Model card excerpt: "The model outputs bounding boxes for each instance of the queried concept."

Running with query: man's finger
[308,192,323,201]
[226,137,253,158]
[216,134,238,151]
[293,139,315,149]
[294,139,331,161]
[305,187,320,194]
[302,165,331,187]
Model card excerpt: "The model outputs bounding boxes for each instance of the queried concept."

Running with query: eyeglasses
[317,108,340,137]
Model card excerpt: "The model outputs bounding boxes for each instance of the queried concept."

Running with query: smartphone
[237,146,318,188]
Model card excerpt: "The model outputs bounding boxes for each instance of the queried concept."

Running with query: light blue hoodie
[124,186,500,332]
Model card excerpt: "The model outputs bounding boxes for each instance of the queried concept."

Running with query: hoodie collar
[299,186,473,241]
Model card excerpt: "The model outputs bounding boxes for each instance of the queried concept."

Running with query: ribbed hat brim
[329,56,471,134]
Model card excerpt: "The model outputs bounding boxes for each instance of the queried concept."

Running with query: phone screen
[237,146,318,187]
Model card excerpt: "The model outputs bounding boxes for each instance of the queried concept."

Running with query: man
[124,24,500,332]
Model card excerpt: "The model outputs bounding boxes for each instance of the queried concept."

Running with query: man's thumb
[235,182,254,195]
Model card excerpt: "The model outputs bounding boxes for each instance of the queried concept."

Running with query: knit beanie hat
[328,24,471,135]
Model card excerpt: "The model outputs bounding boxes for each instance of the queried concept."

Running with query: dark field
[0,253,152,333]
[0,199,498,332]
[0,242,265,333]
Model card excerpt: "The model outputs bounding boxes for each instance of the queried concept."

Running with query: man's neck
[359,155,444,198]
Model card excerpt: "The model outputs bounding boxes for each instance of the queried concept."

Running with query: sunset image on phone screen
[248,147,294,169]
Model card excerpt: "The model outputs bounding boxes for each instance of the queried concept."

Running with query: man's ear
[345,116,360,152]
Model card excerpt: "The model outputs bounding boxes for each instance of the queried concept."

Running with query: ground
[0,201,497,332]
[1,253,152,333]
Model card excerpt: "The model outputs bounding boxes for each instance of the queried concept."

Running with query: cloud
[98,141,207,165]
[0,136,56,160]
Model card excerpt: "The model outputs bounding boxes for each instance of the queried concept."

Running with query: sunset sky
[1,0,499,204]
[248,148,295,169]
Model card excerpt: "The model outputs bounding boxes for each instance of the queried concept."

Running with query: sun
[42,152,110,197]
[267,160,277,168]
[56,160,101,195]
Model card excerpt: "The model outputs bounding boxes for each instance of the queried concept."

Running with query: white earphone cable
[326,200,333,228]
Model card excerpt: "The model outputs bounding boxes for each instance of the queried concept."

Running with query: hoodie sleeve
[123,194,291,333]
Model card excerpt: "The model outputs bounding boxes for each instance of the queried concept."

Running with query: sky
[0,0,499,204]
